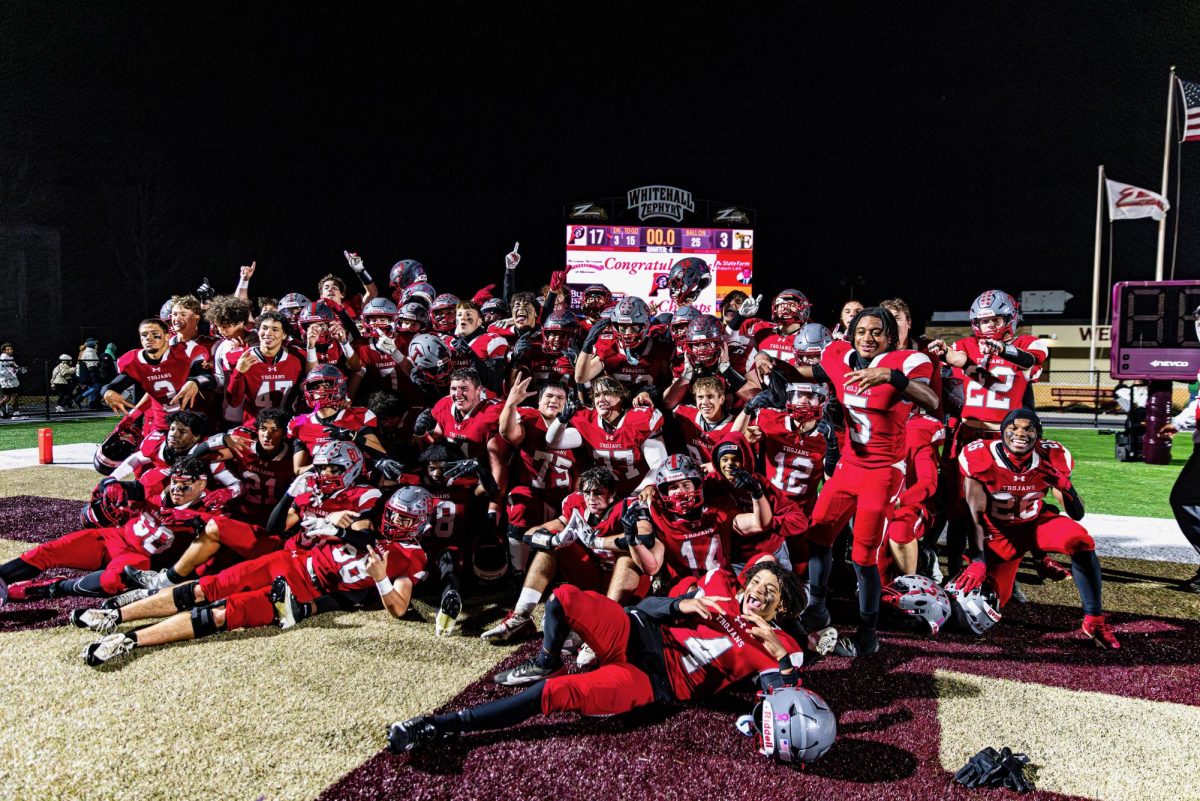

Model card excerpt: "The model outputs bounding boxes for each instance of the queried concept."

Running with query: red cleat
[7,577,63,602]
[1082,614,1121,650]
[1036,555,1071,583]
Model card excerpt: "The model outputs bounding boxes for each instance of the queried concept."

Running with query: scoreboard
[564,187,754,316]
[1110,280,1200,380]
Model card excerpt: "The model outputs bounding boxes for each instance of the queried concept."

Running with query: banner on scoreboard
[564,247,752,316]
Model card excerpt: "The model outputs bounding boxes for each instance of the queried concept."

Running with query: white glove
[739,294,763,317]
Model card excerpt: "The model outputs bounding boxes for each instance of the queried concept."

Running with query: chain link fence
[0,357,134,420]
[1031,369,1191,427]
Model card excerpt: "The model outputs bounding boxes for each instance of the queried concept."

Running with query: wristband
[1002,343,1019,359]
[376,577,394,597]
[340,341,355,358]
[306,347,318,363]
[887,369,910,391]
[236,279,250,291]
[357,269,374,284]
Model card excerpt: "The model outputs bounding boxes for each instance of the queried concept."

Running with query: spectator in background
[77,338,102,409]
[0,343,26,418]
[51,354,77,412]
[99,344,119,386]
[831,299,864,340]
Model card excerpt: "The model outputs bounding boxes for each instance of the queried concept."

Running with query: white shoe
[83,633,135,667]
[481,612,535,642]
[807,626,839,656]
[102,587,152,609]
[70,608,120,634]
[122,566,174,591]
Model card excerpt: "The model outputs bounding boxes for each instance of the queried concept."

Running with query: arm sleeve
[100,373,136,396]
[266,493,296,535]
[187,359,214,390]
[810,363,830,384]
[632,593,689,623]
[502,265,517,306]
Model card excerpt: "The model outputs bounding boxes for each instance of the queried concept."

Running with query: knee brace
[173,582,199,611]
[190,603,224,639]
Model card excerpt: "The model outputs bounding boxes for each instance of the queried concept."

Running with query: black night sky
[2,2,1199,356]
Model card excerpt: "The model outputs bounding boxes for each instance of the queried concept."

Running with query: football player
[351,296,402,397]
[299,301,362,374]
[430,293,461,335]
[406,332,455,406]
[388,560,804,752]
[287,366,386,474]
[387,258,428,303]
[223,311,306,426]
[577,284,614,330]
[206,295,256,400]
[509,307,578,391]
[559,376,667,497]
[108,410,209,482]
[790,307,938,657]
[276,292,311,335]
[670,376,739,465]
[956,409,1119,649]
[101,318,214,435]
[576,296,674,391]
[77,486,432,667]
[663,315,754,407]
[0,458,218,603]
[442,300,510,393]
[190,408,297,526]
[747,289,813,378]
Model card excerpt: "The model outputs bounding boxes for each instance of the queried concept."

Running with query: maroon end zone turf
[319,600,1200,801]
[0,496,99,633]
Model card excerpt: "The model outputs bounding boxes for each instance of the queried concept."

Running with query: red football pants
[198,549,318,630]
[541,584,656,717]
[806,461,904,566]
[24,527,152,594]
[986,511,1094,607]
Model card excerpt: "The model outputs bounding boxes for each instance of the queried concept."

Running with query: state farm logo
[627,185,695,222]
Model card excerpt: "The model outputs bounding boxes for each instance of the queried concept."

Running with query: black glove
[992,747,1033,793]
[731,469,764,498]
[620,500,649,540]
[443,458,480,481]
[194,277,216,303]
[322,425,356,442]
[581,318,610,354]
[413,409,436,436]
[743,389,778,415]
[450,337,473,357]
[338,527,378,551]
[557,398,577,425]
[564,345,580,365]
[511,331,533,364]
[374,458,405,480]
[954,747,1002,789]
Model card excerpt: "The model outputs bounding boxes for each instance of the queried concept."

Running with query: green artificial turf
[1046,427,1187,519]
[0,416,120,451]
[0,420,1185,519]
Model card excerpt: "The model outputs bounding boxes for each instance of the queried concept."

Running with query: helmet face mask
[882,574,952,634]
[430,294,460,334]
[303,366,348,411]
[582,285,612,316]
[667,258,712,305]
[278,293,311,329]
[654,455,704,516]
[389,260,427,293]
[772,289,812,326]
[611,297,650,349]
[541,308,579,356]
[397,302,431,332]
[682,315,724,367]
[784,382,827,424]
[311,441,364,496]
[299,302,338,345]
[382,485,432,543]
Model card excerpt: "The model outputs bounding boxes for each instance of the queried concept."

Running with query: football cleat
[832,631,880,658]
[269,576,304,630]
[434,588,462,637]
[122,566,175,591]
[83,633,136,667]
[1009,584,1029,605]
[480,612,535,643]
[918,546,943,584]
[1036,555,1071,583]
[807,626,839,656]
[70,608,120,634]
[575,643,597,670]
[102,587,152,609]
[493,657,565,687]
[387,716,441,754]
[6,577,62,602]
[1082,614,1121,650]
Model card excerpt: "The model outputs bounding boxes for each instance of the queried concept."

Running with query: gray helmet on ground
[945,581,1002,635]
[882,574,952,635]
[752,686,837,764]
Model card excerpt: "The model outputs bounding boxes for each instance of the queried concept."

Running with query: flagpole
[1156,66,1176,280]
[1090,165,1104,373]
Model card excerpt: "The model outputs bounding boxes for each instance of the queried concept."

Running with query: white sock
[514,587,542,617]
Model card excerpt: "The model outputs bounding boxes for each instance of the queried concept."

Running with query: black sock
[1071,550,1104,616]
[534,595,568,669]
[806,544,833,618]
[56,571,107,597]
[435,681,547,734]
[0,557,40,583]
[853,562,882,619]
[164,567,185,584]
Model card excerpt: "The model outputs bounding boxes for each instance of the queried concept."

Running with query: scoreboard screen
[1110,280,1200,380]
[564,223,753,316]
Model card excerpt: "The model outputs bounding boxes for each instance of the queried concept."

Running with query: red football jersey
[958,438,1073,530]
[306,539,428,593]
[224,431,298,525]
[510,407,578,494]
[571,407,665,496]
[951,334,1048,424]
[674,406,737,465]
[648,495,738,580]
[119,494,213,561]
[755,409,830,512]
[286,479,383,548]
[594,336,674,388]
[750,328,800,365]
[116,341,206,433]
[430,396,502,457]
[224,346,306,426]
[442,331,510,373]
[661,569,802,701]
[820,340,933,468]
[899,413,945,509]
[287,407,377,455]
[354,341,399,395]
[559,492,625,535]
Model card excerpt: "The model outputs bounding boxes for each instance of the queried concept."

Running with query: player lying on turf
[954,408,1120,649]
[387,560,805,753]
[75,485,432,666]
